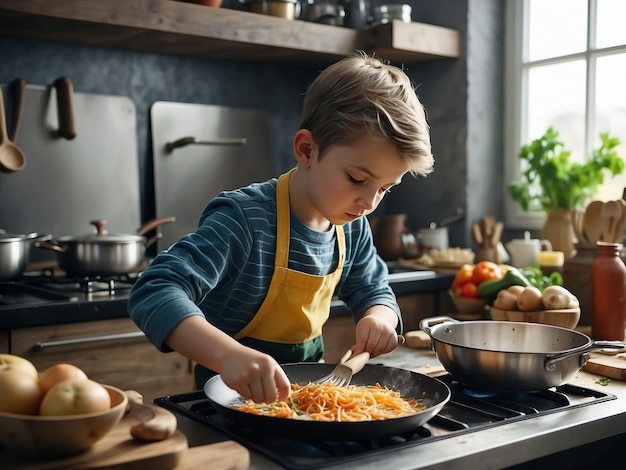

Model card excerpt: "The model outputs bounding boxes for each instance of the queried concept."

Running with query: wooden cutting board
[1,414,249,469]
[583,352,626,380]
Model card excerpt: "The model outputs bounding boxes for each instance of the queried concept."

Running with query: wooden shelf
[0,0,461,66]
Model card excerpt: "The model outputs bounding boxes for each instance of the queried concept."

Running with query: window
[504,0,626,228]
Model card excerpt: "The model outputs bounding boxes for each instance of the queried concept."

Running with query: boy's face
[303,133,409,228]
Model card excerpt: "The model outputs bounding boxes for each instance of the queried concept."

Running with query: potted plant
[508,126,624,255]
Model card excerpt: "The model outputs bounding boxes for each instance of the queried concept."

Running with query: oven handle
[33,331,145,351]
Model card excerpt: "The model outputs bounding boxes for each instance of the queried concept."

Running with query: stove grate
[155,376,616,470]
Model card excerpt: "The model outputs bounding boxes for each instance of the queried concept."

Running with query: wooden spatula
[583,200,605,244]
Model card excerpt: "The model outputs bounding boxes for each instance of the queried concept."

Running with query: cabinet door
[10,318,193,404]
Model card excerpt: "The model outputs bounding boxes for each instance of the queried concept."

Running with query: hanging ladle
[0,85,26,172]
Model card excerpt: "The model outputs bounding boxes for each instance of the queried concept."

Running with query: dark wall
[0,0,505,248]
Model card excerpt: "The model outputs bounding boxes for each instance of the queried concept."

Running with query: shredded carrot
[236,382,426,421]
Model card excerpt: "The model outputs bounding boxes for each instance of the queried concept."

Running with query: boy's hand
[219,348,291,404]
[353,306,401,358]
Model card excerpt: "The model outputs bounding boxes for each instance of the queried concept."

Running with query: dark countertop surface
[0,270,454,330]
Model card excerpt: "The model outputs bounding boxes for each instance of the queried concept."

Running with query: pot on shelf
[35,217,175,276]
[0,230,51,280]
[242,0,300,19]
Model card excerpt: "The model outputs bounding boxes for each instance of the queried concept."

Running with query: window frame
[503,0,626,229]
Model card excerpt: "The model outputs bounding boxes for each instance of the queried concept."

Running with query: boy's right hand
[219,348,291,404]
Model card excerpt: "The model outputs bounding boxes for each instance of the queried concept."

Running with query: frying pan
[203,362,450,440]
[420,316,626,391]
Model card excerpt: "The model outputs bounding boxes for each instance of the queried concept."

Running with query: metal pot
[0,230,51,280]
[203,362,450,440]
[242,0,300,20]
[36,217,175,276]
[420,316,626,391]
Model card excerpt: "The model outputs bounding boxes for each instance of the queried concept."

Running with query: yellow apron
[194,169,345,388]
[234,169,345,344]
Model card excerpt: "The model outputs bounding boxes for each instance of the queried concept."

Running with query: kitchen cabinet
[0,0,461,66]
[5,318,193,404]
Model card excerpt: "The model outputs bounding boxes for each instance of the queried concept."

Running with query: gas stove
[155,374,616,470]
[0,271,137,329]
[0,273,137,309]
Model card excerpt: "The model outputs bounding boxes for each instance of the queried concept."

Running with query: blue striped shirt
[128,177,400,352]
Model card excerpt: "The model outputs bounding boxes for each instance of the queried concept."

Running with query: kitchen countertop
[172,345,626,469]
[0,270,454,330]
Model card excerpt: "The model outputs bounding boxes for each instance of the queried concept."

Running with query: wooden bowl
[488,307,581,329]
[0,384,128,456]
[448,289,488,314]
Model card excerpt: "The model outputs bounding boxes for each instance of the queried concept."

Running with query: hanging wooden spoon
[0,87,26,172]
[583,200,605,244]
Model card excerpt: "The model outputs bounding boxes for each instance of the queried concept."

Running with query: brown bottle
[591,242,626,340]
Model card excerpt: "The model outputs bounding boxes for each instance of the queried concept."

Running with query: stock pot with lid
[36,217,175,276]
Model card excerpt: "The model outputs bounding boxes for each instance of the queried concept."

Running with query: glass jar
[591,242,626,341]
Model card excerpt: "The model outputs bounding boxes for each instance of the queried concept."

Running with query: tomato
[452,264,475,290]
[459,282,480,299]
[472,261,503,286]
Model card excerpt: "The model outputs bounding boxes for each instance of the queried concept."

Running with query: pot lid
[60,220,145,243]
[0,229,41,242]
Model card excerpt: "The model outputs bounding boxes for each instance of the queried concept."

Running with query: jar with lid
[591,242,626,341]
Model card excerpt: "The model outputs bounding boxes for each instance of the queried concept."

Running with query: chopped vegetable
[596,377,610,386]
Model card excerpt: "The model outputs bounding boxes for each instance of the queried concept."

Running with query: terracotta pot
[372,214,409,261]
[541,208,576,258]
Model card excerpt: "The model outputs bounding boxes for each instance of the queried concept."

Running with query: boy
[129,52,433,404]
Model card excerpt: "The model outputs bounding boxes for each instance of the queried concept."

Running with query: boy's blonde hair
[299,52,433,176]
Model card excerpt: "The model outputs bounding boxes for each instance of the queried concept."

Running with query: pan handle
[544,340,626,371]
[419,316,458,335]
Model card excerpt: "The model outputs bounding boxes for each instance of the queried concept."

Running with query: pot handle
[24,232,52,242]
[544,340,626,371]
[419,316,458,336]
[34,240,66,254]
[137,216,176,235]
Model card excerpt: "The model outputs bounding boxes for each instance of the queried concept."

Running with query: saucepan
[36,217,175,276]
[203,362,450,440]
[420,316,626,391]
[0,230,51,280]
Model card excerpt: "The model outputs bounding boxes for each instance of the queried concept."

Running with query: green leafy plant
[508,127,624,211]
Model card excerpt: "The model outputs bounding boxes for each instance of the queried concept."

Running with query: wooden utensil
[471,223,483,245]
[601,200,622,242]
[8,78,25,141]
[0,87,26,172]
[571,209,587,244]
[583,200,604,244]
[314,349,370,387]
[615,199,626,243]
[480,216,496,247]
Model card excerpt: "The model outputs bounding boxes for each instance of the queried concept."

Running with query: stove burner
[0,282,77,307]
[155,375,616,470]
[22,270,138,295]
